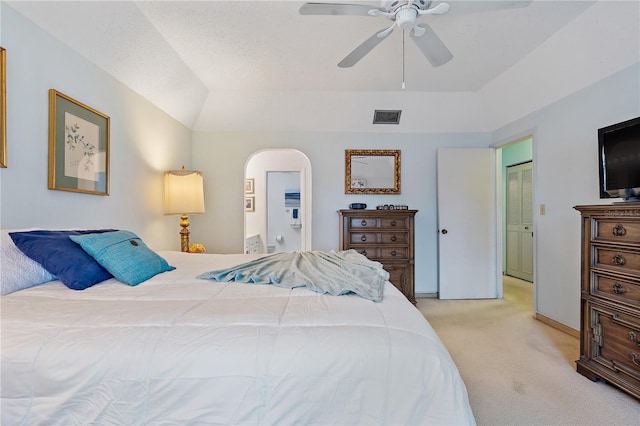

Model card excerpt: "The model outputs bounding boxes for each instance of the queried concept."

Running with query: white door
[437,148,497,299]
[506,162,534,281]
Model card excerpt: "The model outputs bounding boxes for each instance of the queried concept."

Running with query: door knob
[441,229,448,234]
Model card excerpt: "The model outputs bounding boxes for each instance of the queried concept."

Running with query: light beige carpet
[417,276,640,425]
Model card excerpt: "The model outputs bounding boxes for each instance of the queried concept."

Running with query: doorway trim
[492,131,537,311]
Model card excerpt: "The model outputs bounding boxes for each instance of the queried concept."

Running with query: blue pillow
[69,230,175,286]
[9,229,116,290]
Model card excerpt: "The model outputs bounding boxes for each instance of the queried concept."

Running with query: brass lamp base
[179,214,190,252]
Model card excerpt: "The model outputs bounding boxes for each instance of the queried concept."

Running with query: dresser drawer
[593,245,640,277]
[380,232,408,244]
[351,246,379,259]
[350,232,408,244]
[350,233,379,245]
[380,217,410,230]
[592,272,640,307]
[379,247,408,260]
[347,216,411,230]
[594,219,640,244]
[348,217,378,229]
[349,246,408,260]
[590,304,640,385]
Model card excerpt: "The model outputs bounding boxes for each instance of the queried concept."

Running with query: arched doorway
[244,149,312,253]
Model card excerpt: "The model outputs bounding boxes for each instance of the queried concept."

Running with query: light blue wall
[0,4,191,250]
[191,131,491,295]
[492,62,640,330]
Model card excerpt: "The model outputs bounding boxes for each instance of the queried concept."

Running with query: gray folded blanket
[197,249,389,302]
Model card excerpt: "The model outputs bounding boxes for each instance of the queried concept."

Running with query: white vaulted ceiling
[6,1,639,132]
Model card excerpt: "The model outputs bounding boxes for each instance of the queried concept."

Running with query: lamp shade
[164,169,205,215]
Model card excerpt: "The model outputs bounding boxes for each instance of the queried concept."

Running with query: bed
[1,230,475,425]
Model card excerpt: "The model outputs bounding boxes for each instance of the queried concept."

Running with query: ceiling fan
[299,0,531,68]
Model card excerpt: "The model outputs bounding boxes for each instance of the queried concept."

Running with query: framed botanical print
[48,89,110,195]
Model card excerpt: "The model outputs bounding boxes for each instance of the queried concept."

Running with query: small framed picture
[245,196,255,212]
[245,178,255,194]
[48,89,109,195]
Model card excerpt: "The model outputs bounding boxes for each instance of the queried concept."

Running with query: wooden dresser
[338,209,417,304]
[574,204,640,399]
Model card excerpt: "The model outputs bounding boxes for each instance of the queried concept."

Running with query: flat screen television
[598,116,640,201]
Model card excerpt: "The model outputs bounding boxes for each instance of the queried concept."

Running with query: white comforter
[1,252,475,425]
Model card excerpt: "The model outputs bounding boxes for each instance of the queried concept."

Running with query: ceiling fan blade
[338,27,393,68]
[376,22,397,39]
[410,24,453,67]
[446,0,532,15]
[299,2,383,16]
[417,2,450,16]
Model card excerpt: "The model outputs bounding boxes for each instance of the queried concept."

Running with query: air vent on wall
[373,110,401,125]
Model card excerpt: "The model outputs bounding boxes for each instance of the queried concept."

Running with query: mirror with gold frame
[345,149,400,194]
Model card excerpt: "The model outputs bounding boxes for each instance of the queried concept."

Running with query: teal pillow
[69,230,175,286]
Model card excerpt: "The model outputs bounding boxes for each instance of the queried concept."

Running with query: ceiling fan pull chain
[402,30,406,90]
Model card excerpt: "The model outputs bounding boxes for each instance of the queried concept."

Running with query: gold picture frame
[48,89,110,195]
[1,47,6,168]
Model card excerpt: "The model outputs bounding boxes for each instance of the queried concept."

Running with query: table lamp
[164,167,205,252]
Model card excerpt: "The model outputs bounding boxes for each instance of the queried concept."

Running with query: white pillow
[1,229,56,295]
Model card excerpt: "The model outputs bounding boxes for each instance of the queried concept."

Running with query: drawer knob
[630,332,640,347]
[612,223,627,237]
[361,235,367,242]
[632,353,640,366]
[390,235,397,242]
[612,282,625,294]
[360,220,367,226]
[612,254,626,266]
[391,250,397,257]
[390,220,397,226]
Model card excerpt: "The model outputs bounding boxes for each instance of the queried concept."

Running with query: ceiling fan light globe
[396,8,418,29]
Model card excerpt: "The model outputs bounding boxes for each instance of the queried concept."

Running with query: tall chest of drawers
[338,209,417,304]
[575,204,640,399]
